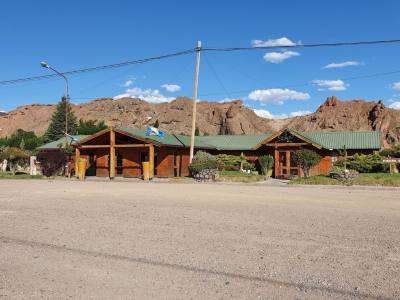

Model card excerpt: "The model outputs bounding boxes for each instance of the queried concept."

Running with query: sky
[1,0,400,118]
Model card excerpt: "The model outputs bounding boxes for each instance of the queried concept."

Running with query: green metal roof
[196,134,271,150]
[37,135,89,150]
[37,128,381,151]
[299,131,381,150]
[121,127,184,147]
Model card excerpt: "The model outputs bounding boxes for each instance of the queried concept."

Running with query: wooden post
[286,151,290,177]
[149,144,154,178]
[274,148,279,178]
[109,128,116,178]
[75,147,80,178]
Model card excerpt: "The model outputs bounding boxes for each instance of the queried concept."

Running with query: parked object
[78,158,86,180]
[142,161,150,181]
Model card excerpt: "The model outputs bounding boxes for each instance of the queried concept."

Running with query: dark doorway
[86,153,97,176]
[116,153,123,176]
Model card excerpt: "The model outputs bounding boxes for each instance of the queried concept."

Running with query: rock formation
[0,96,399,147]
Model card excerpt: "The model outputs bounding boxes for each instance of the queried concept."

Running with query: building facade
[38,127,381,179]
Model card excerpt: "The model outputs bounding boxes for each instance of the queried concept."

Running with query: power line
[203,38,400,52]
[1,38,400,86]
[0,49,196,86]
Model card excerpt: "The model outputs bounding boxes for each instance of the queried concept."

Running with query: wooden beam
[115,144,151,148]
[80,143,152,149]
[75,148,80,178]
[109,128,116,178]
[265,143,308,147]
[274,148,279,178]
[81,145,110,149]
[149,144,154,178]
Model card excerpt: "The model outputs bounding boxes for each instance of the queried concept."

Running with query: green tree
[77,119,107,135]
[380,144,400,158]
[5,129,44,151]
[45,97,78,142]
[291,149,322,177]
[258,155,274,176]
[195,127,200,136]
[153,119,160,128]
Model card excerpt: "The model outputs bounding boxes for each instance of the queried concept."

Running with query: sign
[383,157,400,163]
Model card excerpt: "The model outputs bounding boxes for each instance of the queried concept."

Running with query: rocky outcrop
[288,97,400,147]
[0,96,399,147]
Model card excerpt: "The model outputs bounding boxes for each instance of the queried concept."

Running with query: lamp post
[40,61,69,148]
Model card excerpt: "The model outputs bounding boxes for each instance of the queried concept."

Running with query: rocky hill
[0,96,399,147]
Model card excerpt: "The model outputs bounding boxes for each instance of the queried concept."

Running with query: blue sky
[1,0,400,117]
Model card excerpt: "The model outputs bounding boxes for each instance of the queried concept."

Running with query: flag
[145,126,165,138]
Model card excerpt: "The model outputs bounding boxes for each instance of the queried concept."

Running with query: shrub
[0,147,30,174]
[242,161,255,172]
[215,154,242,170]
[291,149,322,177]
[189,151,218,175]
[334,153,384,173]
[258,155,274,175]
[37,151,68,177]
[380,144,400,158]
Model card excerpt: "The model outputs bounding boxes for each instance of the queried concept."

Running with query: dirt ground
[0,179,399,299]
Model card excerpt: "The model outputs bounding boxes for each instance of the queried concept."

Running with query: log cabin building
[38,127,381,179]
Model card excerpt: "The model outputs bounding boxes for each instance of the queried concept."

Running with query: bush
[215,154,242,170]
[334,153,384,173]
[258,155,274,175]
[291,149,322,177]
[37,151,68,177]
[189,151,218,175]
[242,161,255,171]
[0,147,30,174]
[380,145,400,158]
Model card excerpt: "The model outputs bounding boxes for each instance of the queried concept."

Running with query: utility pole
[189,41,202,163]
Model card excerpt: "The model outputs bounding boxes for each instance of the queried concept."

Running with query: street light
[40,61,69,148]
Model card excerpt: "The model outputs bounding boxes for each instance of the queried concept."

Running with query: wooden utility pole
[189,41,202,163]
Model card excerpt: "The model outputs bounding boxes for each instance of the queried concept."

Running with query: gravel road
[0,179,399,299]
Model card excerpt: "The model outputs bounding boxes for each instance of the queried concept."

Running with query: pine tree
[195,127,200,136]
[153,119,160,128]
[19,138,25,150]
[45,97,78,142]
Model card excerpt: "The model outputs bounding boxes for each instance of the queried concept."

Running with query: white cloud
[391,82,400,91]
[324,61,363,69]
[289,110,312,117]
[312,79,348,91]
[252,37,296,47]
[263,50,300,63]
[122,79,134,87]
[389,102,400,109]
[114,87,173,103]
[161,83,181,92]
[248,88,310,105]
[254,109,288,119]
[253,109,312,119]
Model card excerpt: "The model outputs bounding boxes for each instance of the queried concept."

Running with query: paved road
[0,180,399,299]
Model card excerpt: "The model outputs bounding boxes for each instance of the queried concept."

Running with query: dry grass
[290,173,400,187]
